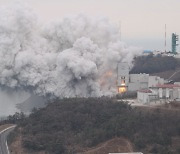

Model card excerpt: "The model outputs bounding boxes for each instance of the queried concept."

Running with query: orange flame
[99,71,113,86]
[118,87,127,93]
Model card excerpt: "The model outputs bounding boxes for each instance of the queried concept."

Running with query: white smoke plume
[0,3,143,98]
[0,87,30,117]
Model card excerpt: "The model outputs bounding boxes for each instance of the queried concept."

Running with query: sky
[0,0,180,51]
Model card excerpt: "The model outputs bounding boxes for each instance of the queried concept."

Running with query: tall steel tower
[172,33,179,54]
[165,24,167,53]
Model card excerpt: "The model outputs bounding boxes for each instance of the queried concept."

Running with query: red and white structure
[137,84,180,104]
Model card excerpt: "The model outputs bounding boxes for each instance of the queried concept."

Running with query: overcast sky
[0,0,180,51]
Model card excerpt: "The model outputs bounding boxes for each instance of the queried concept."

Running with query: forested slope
[8,98,180,154]
[130,54,180,74]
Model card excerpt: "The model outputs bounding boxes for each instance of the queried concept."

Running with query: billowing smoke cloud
[0,87,30,117]
[0,3,142,98]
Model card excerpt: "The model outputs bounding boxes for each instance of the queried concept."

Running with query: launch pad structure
[172,33,179,54]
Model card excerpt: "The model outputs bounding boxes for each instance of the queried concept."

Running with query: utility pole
[165,24,167,53]
[119,21,122,41]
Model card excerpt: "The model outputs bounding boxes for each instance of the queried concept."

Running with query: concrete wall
[148,76,164,87]
[127,74,165,92]
[128,74,149,91]
[137,91,150,104]
[130,74,149,83]
[173,88,180,99]
[128,82,148,91]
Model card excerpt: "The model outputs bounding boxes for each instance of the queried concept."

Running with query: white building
[151,84,180,100]
[148,76,165,87]
[117,62,166,93]
[137,84,180,104]
[117,62,180,104]
[137,89,157,104]
[128,74,149,91]
[117,62,180,103]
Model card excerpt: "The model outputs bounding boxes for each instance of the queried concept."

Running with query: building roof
[138,89,152,93]
[154,84,180,89]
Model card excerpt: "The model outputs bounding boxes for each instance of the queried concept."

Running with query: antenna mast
[165,24,167,53]
[119,21,121,41]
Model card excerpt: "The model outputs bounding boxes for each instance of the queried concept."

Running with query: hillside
[81,137,134,154]
[130,54,180,77]
[8,98,180,154]
[152,68,180,82]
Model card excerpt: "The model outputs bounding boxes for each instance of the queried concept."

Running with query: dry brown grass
[78,137,134,154]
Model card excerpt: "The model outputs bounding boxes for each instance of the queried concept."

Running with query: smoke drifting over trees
[0,2,142,98]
